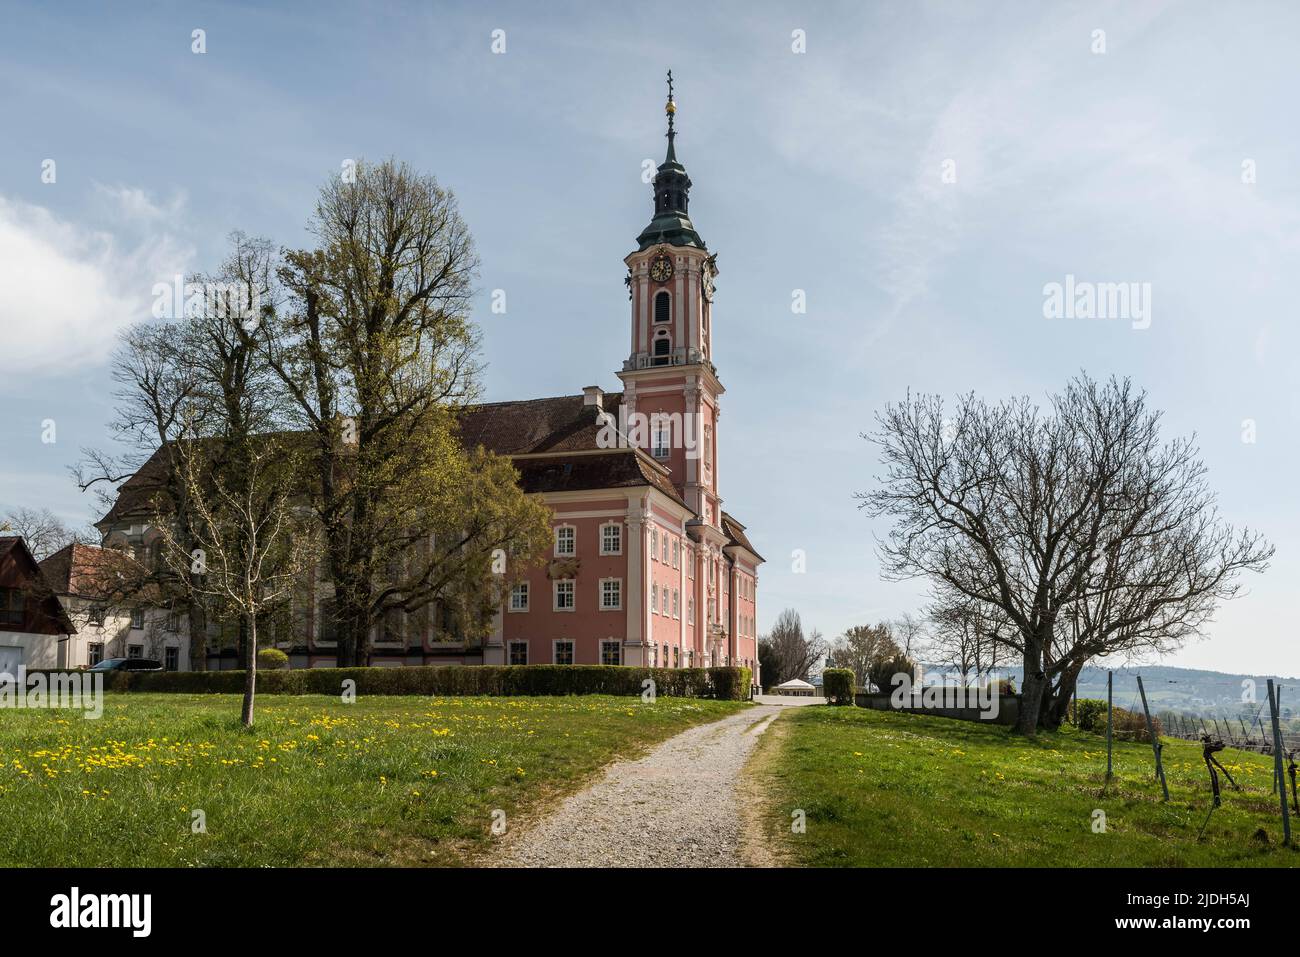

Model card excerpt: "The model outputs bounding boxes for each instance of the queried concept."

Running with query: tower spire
[635,70,705,251]
[665,69,677,163]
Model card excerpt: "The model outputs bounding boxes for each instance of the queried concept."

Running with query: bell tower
[618,72,725,533]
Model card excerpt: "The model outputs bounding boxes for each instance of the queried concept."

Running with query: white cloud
[0,193,193,377]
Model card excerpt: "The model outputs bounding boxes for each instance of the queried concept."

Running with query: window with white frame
[688,597,695,624]
[661,534,669,564]
[599,578,622,611]
[509,640,528,665]
[672,540,679,568]
[651,421,670,459]
[600,522,622,555]
[554,579,575,611]
[672,589,679,619]
[554,525,576,557]
[601,640,622,666]
[651,583,659,614]
[651,528,658,561]
[88,642,104,666]
[130,607,144,630]
[509,582,529,612]
[553,640,574,665]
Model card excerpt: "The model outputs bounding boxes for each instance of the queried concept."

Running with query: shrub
[257,648,289,671]
[1069,698,1161,742]
[1071,698,1108,732]
[822,668,855,706]
[105,664,752,700]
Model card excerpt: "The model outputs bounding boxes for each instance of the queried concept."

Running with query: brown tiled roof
[514,449,685,507]
[721,511,764,562]
[98,393,694,523]
[39,543,139,599]
[0,537,19,560]
[96,446,173,528]
[458,392,624,455]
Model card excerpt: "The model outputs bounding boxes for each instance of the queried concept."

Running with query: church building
[91,81,762,679]
[472,81,763,678]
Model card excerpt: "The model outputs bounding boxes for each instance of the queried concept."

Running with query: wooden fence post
[1137,676,1169,801]
[1106,670,1113,780]
[1268,680,1291,845]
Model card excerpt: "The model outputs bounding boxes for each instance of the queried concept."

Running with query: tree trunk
[1015,641,1046,735]
[236,616,250,670]
[186,598,207,672]
[241,613,257,727]
[1042,659,1084,729]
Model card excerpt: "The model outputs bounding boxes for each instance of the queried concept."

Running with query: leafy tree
[264,159,549,665]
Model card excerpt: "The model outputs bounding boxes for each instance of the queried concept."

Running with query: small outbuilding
[773,678,816,697]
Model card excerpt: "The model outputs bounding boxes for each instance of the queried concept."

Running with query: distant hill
[924,662,1299,721]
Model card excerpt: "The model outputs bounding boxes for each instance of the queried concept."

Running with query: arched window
[654,291,670,323]
[653,336,671,366]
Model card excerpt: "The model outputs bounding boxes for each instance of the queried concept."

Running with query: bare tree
[860,373,1272,734]
[158,433,312,726]
[927,591,1011,687]
[826,623,898,688]
[892,611,928,662]
[1,507,88,561]
[759,608,828,685]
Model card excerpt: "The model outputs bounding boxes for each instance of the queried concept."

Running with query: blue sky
[1,1,1297,674]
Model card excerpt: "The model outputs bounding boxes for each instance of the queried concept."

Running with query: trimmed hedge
[822,668,855,706]
[37,665,753,701]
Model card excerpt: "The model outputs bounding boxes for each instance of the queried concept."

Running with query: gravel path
[495,705,782,867]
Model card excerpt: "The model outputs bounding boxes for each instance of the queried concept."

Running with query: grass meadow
[755,705,1300,867]
[0,692,746,866]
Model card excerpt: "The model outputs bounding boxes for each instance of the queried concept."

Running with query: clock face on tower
[649,254,674,283]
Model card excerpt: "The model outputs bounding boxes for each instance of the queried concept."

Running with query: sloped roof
[514,449,684,507]
[721,511,763,561]
[98,392,695,526]
[0,536,76,633]
[459,392,624,456]
[39,543,139,599]
[775,678,815,690]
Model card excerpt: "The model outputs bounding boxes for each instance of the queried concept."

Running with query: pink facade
[483,90,763,682]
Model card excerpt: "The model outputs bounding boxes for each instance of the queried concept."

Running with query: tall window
[600,578,622,611]
[601,640,622,666]
[509,582,529,612]
[654,290,670,323]
[509,640,528,665]
[130,607,144,630]
[652,422,670,459]
[651,583,659,614]
[88,642,104,667]
[651,528,658,561]
[688,597,695,624]
[164,647,179,671]
[672,540,679,569]
[553,640,575,665]
[600,523,622,555]
[554,580,575,611]
[554,525,576,557]
[672,589,680,619]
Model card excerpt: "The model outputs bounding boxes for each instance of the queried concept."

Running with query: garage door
[0,646,23,676]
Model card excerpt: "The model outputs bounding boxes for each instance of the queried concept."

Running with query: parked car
[88,657,163,673]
